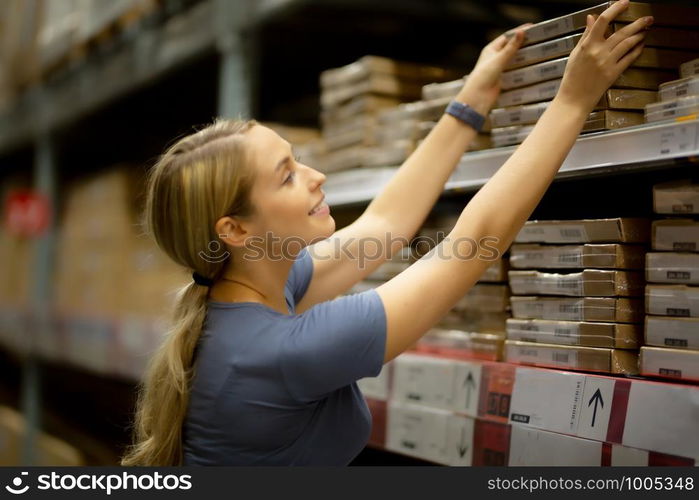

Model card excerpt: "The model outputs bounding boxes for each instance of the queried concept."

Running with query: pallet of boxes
[317,56,462,173]
[506,218,649,375]
[642,180,699,382]
[489,1,699,148]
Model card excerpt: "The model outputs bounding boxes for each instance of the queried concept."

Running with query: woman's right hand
[557,0,653,112]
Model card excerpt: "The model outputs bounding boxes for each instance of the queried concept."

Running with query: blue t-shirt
[182,248,387,465]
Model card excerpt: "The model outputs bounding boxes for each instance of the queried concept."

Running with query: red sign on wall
[4,190,51,237]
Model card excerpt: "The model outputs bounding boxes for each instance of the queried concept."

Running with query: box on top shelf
[681,58,699,78]
[507,1,699,49]
[510,243,645,270]
[646,252,699,285]
[645,284,699,317]
[640,346,699,383]
[645,315,699,350]
[659,76,699,102]
[511,296,644,323]
[506,33,582,70]
[501,56,676,92]
[320,55,461,89]
[320,76,425,109]
[653,180,699,214]
[509,269,645,297]
[320,95,401,125]
[652,219,699,252]
[644,95,699,123]
[506,318,641,349]
[504,340,639,375]
[583,110,644,132]
[490,102,550,128]
[515,218,650,244]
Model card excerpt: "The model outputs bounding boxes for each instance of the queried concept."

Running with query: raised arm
[298,26,529,312]
[376,0,651,362]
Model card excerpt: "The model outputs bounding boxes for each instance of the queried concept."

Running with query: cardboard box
[496,79,561,108]
[646,252,699,285]
[509,365,699,459]
[320,56,461,88]
[321,95,401,124]
[508,425,603,466]
[391,353,483,414]
[453,284,510,313]
[645,315,699,349]
[502,56,675,91]
[582,110,644,132]
[491,124,534,148]
[645,95,699,123]
[505,340,639,375]
[490,102,550,128]
[640,346,699,383]
[416,329,504,362]
[439,309,509,335]
[653,180,699,215]
[618,24,699,51]
[510,1,699,49]
[645,284,699,317]
[506,318,641,349]
[510,243,645,270]
[652,219,699,252]
[511,296,644,323]
[596,88,658,110]
[363,140,414,168]
[385,401,451,464]
[506,34,582,70]
[659,75,699,102]
[421,78,464,101]
[321,75,425,109]
[509,269,644,297]
[681,57,699,78]
[515,218,650,244]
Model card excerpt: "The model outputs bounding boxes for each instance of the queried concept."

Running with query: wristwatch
[445,100,486,132]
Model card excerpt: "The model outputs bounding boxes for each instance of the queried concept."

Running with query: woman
[122,0,651,466]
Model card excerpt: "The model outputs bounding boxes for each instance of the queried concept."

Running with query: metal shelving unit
[325,118,699,208]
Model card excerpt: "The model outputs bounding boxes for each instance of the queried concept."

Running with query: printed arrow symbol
[463,372,475,408]
[457,426,469,458]
[588,388,604,427]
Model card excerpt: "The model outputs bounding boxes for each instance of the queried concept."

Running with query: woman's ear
[215,215,250,248]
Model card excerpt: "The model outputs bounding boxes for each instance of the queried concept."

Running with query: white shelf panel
[325,118,699,208]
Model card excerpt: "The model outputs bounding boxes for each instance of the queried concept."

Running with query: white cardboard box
[646,252,699,285]
[644,315,699,349]
[645,284,699,317]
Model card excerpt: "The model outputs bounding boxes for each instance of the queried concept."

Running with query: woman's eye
[294,155,302,163]
[283,171,295,184]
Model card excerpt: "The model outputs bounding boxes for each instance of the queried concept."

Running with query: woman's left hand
[457,24,532,112]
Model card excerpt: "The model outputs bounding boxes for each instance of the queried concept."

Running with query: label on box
[516,224,589,243]
[509,367,586,435]
[446,414,475,466]
[654,225,699,252]
[658,124,695,157]
[512,246,584,268]
[453,362,482,417]
[511,343,579,368]
[646,286,699,317]
[576,377,616,442]
[507,319,580,346]
[645,317,699,349]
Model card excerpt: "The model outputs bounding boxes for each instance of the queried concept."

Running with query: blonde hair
[121,119,257,466]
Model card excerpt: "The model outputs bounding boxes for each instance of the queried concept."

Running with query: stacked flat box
[317,56,461,173]
[642,184,699,382]
[505,218,649,375]
[490,1,699,148]
[644,75,699,123]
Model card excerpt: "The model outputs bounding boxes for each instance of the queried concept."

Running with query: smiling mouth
[308,196,326,215]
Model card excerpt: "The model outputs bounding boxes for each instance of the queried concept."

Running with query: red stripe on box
[648,451,695,466]
[605,379,631,443]
[601,443,612,466]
